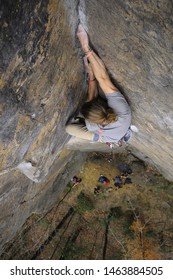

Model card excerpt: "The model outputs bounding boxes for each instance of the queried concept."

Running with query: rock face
[0,0,173,253]
[0,0,86,178]
[0,0,87,252]
[78,0,173,180]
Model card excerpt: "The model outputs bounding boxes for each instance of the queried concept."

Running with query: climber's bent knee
[65,123,94,141]
[65,123,84,135]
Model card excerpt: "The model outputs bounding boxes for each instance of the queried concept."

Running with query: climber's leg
[65,123,95,141]
[77,24,117,94]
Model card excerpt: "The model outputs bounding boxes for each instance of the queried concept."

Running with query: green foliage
[112,250,124,260]
[76,192,94,213]
[123,211,135,238]
[146,230,157,238]
[64,182,72,192]
[158,182,173,190]
[98,217,108,228]
[147,174,172,190]
[110,207,123,220]
[37,218,50,230]
[61,243,88,259]
[168,227,173,232]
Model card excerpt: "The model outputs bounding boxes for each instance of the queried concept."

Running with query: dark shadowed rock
[0,0,87,252]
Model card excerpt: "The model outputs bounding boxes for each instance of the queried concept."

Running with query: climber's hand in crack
[83,56,98,101]
[77,23,117,94]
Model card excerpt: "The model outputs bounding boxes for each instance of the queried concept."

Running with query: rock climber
[65,24,132,146]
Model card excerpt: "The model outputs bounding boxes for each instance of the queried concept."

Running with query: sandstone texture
[0,0,87,252]
[78,0,173,180]
[0,0,173,253]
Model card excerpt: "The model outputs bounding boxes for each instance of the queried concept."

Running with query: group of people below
[65,24,132,147]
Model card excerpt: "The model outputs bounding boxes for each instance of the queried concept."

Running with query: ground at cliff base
[1,151,173,260]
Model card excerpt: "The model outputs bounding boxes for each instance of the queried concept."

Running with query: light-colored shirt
[85,91,131,143]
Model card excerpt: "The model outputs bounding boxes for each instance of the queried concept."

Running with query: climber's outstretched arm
[87,78,98,101]
[87,51,117,94]
[83,56,98,101]
[77,24,118,94]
